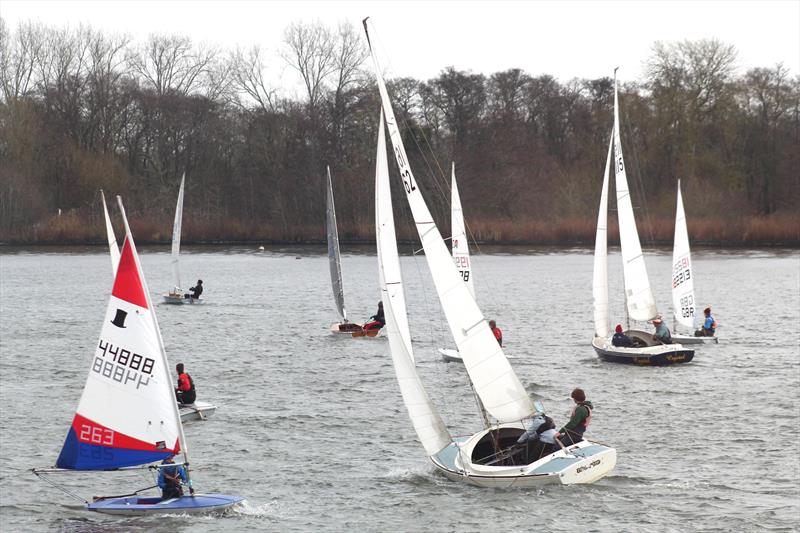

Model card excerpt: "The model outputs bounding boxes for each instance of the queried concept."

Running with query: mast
[117,196,192,486]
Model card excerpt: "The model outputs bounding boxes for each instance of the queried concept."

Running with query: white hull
[179,401,216,422]
[431,427,616,488]
[162,292,203,305]
[672,333,719,345]
[438,348,463,362]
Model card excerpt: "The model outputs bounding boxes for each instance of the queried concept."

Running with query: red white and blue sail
[57,238,181,470]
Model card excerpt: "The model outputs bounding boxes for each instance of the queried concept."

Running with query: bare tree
[281,20,335,115]
[0,19,46,103]
[128,34,217,96]
[230,45,280,113]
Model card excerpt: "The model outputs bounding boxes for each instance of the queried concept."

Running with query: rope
[32,469,89,505]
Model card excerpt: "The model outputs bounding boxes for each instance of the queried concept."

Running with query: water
[1,245,798,532]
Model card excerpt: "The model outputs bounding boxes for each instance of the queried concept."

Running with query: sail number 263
[392,145,417,194]
[79,424,114,445]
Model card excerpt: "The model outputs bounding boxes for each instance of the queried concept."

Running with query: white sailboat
[33,197,242,515]
[163,175,201,304]
[439,163,474,363]
[591,71,694,365]
[670,181,718,344]
[366,17,616,487]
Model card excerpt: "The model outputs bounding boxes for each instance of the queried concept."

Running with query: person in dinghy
[175,363,196,405]
[556,388,593,447]
[158,456,192,500]
[185,279,203,299]
[514,412,559,459]
[362,301,385,332]
[651,317,673,344]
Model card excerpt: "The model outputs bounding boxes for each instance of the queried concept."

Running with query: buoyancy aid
[570,403,592,433]
[178,372,195,393]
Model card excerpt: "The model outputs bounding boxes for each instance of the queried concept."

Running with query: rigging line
[623,109,656,249]
[31,469,89,505]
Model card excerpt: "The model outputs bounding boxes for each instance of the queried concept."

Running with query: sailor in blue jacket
[158,456,190,500]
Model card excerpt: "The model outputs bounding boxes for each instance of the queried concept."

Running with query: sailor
[363,301,385,331]
[556,388,593,447]
[158,456,189,500]
[516,413,558,457]
[695,307,716,337]
[174,363,196,405]
[651,317,672,344]
[186,279,203,299]
[611,324,635,347]
[489,320,503,347]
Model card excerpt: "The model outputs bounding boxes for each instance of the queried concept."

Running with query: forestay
[101,190,120,274]
[326,167,346,321]
[613,73,658,322]
[375,110,412,359]
[376,112,451,455]
[364,18,534,423]
[170,174,185,291]
[450,164,475,300]
[57,236,181,470]
[593,133,613,338]
[672,180,696,330]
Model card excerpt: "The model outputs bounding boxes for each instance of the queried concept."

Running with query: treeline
[1,18,798,245]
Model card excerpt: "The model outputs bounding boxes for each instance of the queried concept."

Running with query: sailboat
[163,174,201,304]
[670,181,718,345]
[365,17,616,487]
[591,71,694,365]
[33,197,243,515]
[327,167,377,337]
[438,163,474,363]
[102,190,216,420]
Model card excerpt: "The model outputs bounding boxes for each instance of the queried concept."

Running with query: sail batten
[326,167,347,321]
[613,74,658,322]
[365,19,534,423]
[672,180,696,331]
[170,175,185,291]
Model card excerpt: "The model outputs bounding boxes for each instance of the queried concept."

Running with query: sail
[672,180,696,331]
[101,190,120,274]
[593,133,614,338]
[364,19,534,423]
[170,174,185,291]
[450,164,475,300]
[326,167,346,321]
[613,73,658,322]
[375,110,413,359]
[57,235,182,470]
[376,112,451,455]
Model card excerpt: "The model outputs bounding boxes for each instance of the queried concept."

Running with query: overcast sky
[2,0,798,95]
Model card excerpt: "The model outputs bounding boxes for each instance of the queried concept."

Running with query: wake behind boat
[365,17,615,487]
[591,71,693,366]
[33,197,242,515]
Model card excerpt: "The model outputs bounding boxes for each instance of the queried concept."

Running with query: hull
[351,328,381,338]
[179,401,216,422]
[330,322,380,337]
[162,292,203,305]
[592,333,694,365]
[87,493,244,515]
[430,427,616,488]
[672,333,719,345]
[438,348,463,362]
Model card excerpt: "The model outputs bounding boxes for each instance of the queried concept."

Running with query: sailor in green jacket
[557,388,593,447]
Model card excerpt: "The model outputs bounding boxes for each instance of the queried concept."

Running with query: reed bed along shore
[2,212,798,247]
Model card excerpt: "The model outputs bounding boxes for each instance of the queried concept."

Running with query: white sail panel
[672,181,696,330]
[365,20,534,423]
[375,111,413,359]
[450,164,475,300]
[326,167,346,321]
[593,133,613,338]
[613,75,658,321]
[170,174,185,291]
[57,237,181,469]
[101,190,120,275]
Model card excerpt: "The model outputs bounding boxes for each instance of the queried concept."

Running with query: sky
[1,0,798,95]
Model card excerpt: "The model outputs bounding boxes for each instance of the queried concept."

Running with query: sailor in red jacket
[489,319,503,347]
[175,363,196,405]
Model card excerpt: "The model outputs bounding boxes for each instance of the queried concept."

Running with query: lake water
[1,245,798,532]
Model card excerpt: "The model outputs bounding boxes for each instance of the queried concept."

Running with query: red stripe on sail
[111,237,148,309]
[72,413,178,454]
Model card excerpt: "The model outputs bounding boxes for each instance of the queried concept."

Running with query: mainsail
[613,73,658,322]
[170,174,185,291]
[593,133,614,338]
[376,111,451,455]
[450,163,475,300]
[672,180,696,331]
[326,167,346,321]
[364,18,534,423]
[101,189,120,274]
[57,220,183,470]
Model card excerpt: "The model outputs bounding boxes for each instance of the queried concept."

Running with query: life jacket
[571,403,592,431]
[711,318,717,330]
[178,372,195,393]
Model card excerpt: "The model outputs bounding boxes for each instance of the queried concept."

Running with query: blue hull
[87,493,244,515]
